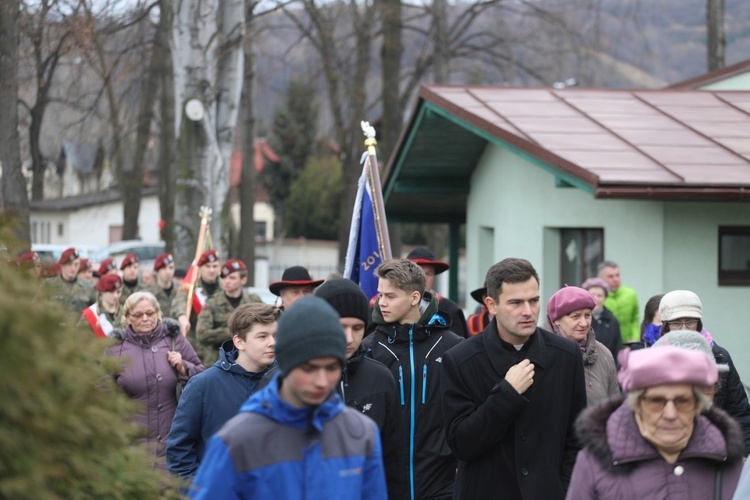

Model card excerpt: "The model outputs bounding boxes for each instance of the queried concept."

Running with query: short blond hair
[121,291,162,327]
[228,302,281,340]
[376,259,425,296]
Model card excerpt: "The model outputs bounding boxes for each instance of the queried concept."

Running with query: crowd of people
[10,246,750,498]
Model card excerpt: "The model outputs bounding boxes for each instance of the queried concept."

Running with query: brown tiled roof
[667,59,750,89]
[418,86,750,199]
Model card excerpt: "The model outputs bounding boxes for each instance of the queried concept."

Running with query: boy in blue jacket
[190,296,387,500]
[167,302,280,477]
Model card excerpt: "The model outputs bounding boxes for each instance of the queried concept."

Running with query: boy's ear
[232,335,244,351]
[411,290,421,306]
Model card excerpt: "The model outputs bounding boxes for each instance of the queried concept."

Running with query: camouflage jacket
[195,291,262,365]
[119,279,148,306]
[147,283,176,319]
[44,276,96,316]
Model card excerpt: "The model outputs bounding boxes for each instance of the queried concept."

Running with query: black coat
[339,349,409,499]
[441,321,587,500]
[712,342,750,456]
[436,294,469,339]
[591,307,622,363]
[363,291,464,500]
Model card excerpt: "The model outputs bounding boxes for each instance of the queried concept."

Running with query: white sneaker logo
[362,403,372,412]
[435,357,442,363]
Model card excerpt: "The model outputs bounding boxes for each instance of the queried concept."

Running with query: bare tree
[1,0,31,243]
[157,0,175,252]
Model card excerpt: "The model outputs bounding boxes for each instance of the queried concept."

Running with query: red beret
[58,247,80,266]
[154,253,174,271]
[96,274,123,293]
[197,250,219,267]
[16,251,39,265]
[221,259,247,278]
[97,258,117,277]
[120,253,139,270]
[78,258,91,272]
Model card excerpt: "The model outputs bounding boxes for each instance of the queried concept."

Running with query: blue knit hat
[275,296,347,375]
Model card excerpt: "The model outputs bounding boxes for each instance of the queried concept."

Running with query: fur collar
[576,395,745,474]
[110,317,181,342]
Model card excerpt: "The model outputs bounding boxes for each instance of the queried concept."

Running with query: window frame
[718,226,750,286]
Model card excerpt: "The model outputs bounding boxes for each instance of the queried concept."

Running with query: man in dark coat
[441,258,587,500]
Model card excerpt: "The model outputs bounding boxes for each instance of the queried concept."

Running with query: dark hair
[228,302,281,339]
[485,258,539,301]
[640,294,664,337]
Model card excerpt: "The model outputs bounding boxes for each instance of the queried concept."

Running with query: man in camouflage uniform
[119,253,146,305]
[44,247,96,316]
[195,259,262,365]
[149,253,176,318]
[172,249,222,348]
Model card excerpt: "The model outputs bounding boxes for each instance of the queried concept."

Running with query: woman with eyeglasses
[567,346,743,499]
[656,290,750,457]
[106,291,205,470]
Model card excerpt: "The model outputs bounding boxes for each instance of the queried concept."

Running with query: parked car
[32,244,99,265]
[90,240,166,271]
[244,286,278,306]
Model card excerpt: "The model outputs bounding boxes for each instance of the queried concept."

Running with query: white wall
[701,72,750,90]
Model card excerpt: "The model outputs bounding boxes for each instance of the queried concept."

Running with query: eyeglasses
[129,310,157,320]
[666,319,699,330]
[640,395,696,413]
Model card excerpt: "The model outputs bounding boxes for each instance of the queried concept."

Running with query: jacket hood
[215,338,276,378]
[576,396,745,473]
[371,291,451,342]
[110,317,180,342]
[241,371,344,431]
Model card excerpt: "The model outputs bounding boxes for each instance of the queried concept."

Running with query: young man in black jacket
[441,258,587,500]
[316,278,408,499]
[362,259,463,500]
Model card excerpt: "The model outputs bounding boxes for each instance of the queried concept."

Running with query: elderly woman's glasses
[129,310,157,320]
[640,395,695,412]
[666,319,699,330]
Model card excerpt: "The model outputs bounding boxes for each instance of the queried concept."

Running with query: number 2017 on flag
[361,251,381,271]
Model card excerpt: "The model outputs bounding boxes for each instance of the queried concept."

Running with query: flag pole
[185,206,212,323]
[361,121,392,261]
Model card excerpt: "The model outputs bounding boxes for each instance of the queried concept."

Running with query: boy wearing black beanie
[191,296,387,499]
[316,279,408,499]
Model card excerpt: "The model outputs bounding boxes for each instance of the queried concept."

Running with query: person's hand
[168,350,186,376]
[505,359,534,395]
[177,315,190,336]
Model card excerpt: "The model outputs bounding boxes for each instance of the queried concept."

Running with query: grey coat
[581,330,620,405]
[107,319,204,469]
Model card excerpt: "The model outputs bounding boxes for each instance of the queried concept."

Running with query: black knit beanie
[315,278,369,324]
[275,295,347,375]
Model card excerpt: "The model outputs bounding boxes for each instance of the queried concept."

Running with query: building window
[719,226,750,286]
[32,222,37,243]
[255,221,267,242]
[560,228,604,288]
[58,223,64,237]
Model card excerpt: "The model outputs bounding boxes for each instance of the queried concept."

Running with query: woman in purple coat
[567,346,743,500]
[107,291,204,470]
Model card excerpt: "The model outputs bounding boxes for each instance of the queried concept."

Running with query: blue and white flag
[343,159,386,300]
